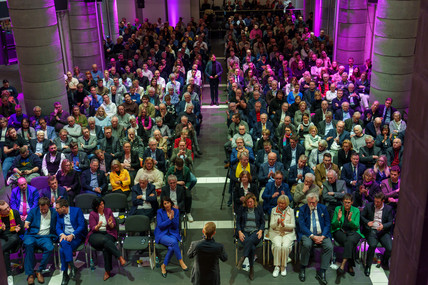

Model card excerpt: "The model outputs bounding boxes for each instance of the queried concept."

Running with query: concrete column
[8,0,69,115]
[69,0,103,72]
[57,10,74,73]
[335,0,367,66]
[370,0,420,109]
[389,2,427,284]
[319,0,336,38]
[102,0,119,41]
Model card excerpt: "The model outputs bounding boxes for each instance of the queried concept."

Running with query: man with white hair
[294,173,321,208]
[322,169,347,216]
[298,192,333,284]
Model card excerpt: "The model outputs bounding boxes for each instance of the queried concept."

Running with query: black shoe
[210,102,214,106]
[364,266,371,277]
[216,102,219,106]
[161,272,167,278]
[61,273,70,285]
[315,270,327,285]
[69,264,77,280]
[381,262,389,271]
[196,150,203,155]
[299,268,306,282]
[348,266,355,276]
[249,266,254,280]
[336,267,345,276]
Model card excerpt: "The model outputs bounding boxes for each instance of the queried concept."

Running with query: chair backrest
[104,193,128,212]
[75,193,98,213]
[30,176,49,190]
[125,215,150,233]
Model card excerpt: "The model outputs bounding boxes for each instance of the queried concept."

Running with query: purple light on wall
[313,0,322,36]
[167,0,179,27]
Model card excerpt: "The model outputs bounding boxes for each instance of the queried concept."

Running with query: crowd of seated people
[0,14,222,285]
[223,3,401,283]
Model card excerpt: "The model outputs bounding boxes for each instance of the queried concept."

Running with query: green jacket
[165,165,191,188]
[331,205,364,238]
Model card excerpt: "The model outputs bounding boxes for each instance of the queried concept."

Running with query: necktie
[353,166,357,180]
[22,190,27,216]
[312,210,317,234]
[262,124,266,131]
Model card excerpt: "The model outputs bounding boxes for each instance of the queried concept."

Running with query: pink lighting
[167,0,179,27]
[313,0,322,36]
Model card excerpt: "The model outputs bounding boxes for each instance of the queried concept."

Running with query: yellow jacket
[110,169,131,192]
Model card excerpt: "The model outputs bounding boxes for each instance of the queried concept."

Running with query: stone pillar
[335,0,367,66]
[319,0,336,39]
[103,0,119,41]
[370,0,420,109]
[69,0,103,72]
[8,0,69,115]
[389,1,427,284]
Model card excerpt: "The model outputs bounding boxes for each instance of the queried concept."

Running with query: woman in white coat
[269,195,296,277]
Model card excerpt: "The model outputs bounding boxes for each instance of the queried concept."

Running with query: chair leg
[262,240,265,266]
[235,242,238,266]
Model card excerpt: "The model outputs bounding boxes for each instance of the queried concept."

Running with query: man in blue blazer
[325,121,350,149]
[35,117,57,141]
[80,158,108,196]
[24,197,57,284]
[39,176,68,205]
[252,113,274,141]
[298,192,333,284]
[261,171,292,214]
[288,155,313,187]
[176,92,201,118]
[255,143,280,169]
[10,177,40,217]
[258,152,285,186]
[55,199,87,285]
[129,177,158,219]
[341,153,366,193]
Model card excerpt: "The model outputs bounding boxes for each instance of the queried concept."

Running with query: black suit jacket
[29,139,50,156]
[116,151,141,171]
[160,185,186,212]
[318,119,337,138]
[282,144,305,170]
[187,238,228,285]
[386,146,404,168]
[129,183,158,215]
[80,169,108,195]
[255,149,280,169]
[340,162,366,190]
[143,148,166,173]
[364,121,379,138]
[312,108,331,127]
[98,137,121,157]
[361,202,394,234]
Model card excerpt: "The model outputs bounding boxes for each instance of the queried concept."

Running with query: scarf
[363,180,373,187]
[0,209,16,232]
[393,120,402,131]
[236,162,250,178]
[275,206,289,223]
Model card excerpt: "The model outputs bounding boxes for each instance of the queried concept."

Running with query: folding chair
[121,215,152,267]
[75,193,98,214]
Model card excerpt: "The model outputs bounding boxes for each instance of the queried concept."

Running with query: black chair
[121,215,152,267]
[104,192,129,225]
[75,193,98,214]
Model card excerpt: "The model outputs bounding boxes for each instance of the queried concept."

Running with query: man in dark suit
[255,141,280,169]
[378,97,397,125]
[282,135,305,170]
[66,142,90,173]
[29,131,50,158]
[87,117,104,141]
[261,171,292,214]
[344,111,363,133]
[23,197,57,284]
[325,120,350,149]
[341,153,366,193]
[55,199,87,285]
[129,177,158,219]
[80,158,108,196]
[312,100,330,127]
[98,126,121,159]
[187,222,227,285]
[364,117,382,138]
[272,102,291,128]
[253,113,274,141]
[176,92,201,118]
[361,192,394,276]
[334,102,354,121]
[258,152,285,187]
[161,174,186,213]
[53,130,73,154]
[39,176,68,206]
[386,138,403,168]
[35,117,57,141]
[0,200,25,284]
[321,170,347,216]
[317,112,337,138]
[143,139,167,173]
[94,149,113,174]
[10,177,40,218]
[298,193,333,284]
[288,154,313,187]
[359,135,381,168]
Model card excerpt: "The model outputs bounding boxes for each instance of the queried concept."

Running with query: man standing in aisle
[205,54,223,106]
[187,222,228,285]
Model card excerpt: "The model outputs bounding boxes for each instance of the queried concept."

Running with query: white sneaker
[7,275,13,285]
[273,266,280,277]
[281,267,287,276]
[187,213,194,222]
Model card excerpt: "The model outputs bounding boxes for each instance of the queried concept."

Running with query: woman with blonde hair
[109,159,131,195]
[338,139,355,168]
[373,155,390,183]
[94,106,111,128]
[134,157,164,189]
[269,195,295,277]
[304,125,321,156]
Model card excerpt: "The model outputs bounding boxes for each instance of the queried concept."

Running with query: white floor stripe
[48,270,63,285]
[203,83,227,87]
[197,177,227,183]
[369,265,389,284]
[187,220,234,230]
[201,105,228,109]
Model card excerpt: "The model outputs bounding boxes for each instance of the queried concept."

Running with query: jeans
[2,156,15,179]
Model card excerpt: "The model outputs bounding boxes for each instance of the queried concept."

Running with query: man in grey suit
[77,127,97,155]
[187,222,227,285]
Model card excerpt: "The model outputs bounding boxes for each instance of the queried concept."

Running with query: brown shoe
[119,256,126,266]
[236,256,245,270]
[36,272,44,283]
[103,271,111,281]
[249,266,254,280]
[224,163,230,169]
[27,275,35,285]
